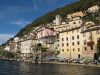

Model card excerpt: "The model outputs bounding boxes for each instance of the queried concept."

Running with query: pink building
[36,27,56,39]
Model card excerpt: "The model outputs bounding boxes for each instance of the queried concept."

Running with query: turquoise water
[0,60,100,75]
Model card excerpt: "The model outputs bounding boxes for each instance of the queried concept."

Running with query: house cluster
[3,5,100,61]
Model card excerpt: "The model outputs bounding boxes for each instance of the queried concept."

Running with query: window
[78,48,80,52]
[66,37,68,41]
[79,21,80,24]
[77,35,79,39]
[62,43,64,47]
[85,47,87,50]
[57,35,59,38]
[67,49,69,51]
[77,41,80,45]
[73,22,76,24]
[73,49,75,51]
[62,38,64,41]
[72,42,74,46]
[84,41,86,45]
[72,36,74,40]
[62,49,64,52]
[66,43,69,46]
[91,46,93,50]
[49,38,51,41]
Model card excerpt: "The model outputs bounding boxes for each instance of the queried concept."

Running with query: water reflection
[0,60,100,75]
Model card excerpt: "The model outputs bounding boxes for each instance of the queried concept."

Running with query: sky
[0,0,78,45]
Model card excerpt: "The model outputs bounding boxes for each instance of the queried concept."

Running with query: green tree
[0,50,20,59]
[33,43,47,52]
[32,43,48,62]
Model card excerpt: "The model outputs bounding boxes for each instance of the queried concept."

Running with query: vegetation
[1,0,99,46]
[33,43,47,53]
[0,50,20,59]
[15,0,100,38]
[83,10,100,24]
[32,43,48,62]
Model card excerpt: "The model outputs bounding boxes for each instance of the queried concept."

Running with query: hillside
[15,0,100,37]
[1,0,100,46]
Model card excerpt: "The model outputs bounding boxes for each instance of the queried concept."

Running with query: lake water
[0,60,100,75]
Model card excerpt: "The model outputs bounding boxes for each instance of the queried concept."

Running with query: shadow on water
[0,60,100,75]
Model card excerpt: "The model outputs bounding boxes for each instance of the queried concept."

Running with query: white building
[13,37,20,52]
[87,5,100,13]
[20,39,36,58]
[5,46,10,51]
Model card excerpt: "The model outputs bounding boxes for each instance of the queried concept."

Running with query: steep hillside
[15,0,100,37]
[1,0,100,46]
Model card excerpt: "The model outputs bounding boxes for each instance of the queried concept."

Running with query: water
[0,60,100,75]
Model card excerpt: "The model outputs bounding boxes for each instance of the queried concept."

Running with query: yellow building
[53,15,84,59]
[81,21,100,58]
[53,14,100,59]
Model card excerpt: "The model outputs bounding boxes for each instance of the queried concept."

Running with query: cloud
[0,34,14,45]
[10,19,31,27]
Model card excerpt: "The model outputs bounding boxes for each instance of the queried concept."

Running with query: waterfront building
[20,32,37,60]
[36,26,57,50]
[81,21,100,58]
[54,16,84,59]
[35,26,58,61]
[20,39,36,60]
[3,5,100,60]
[5,46,10,51]
[12,37,21,52]
[4,37,21,52]
[53,13,100,59]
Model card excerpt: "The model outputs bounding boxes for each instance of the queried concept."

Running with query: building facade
[81,21,100,58]
[54,16,84,59]
[53,13,100,59]
[20,39,36,59]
